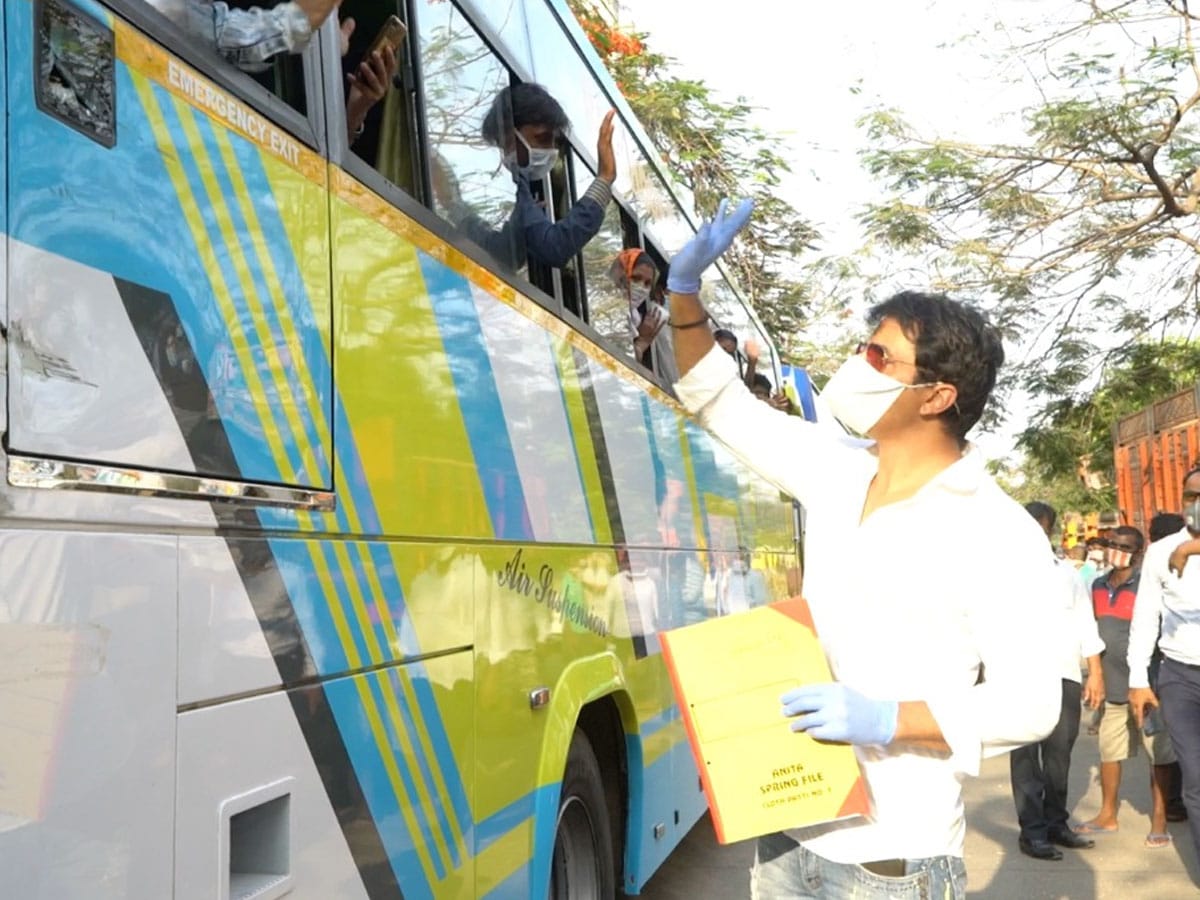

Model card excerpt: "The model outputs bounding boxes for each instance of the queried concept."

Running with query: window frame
[105,0,326,155]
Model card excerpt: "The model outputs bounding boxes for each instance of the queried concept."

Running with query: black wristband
[669,313,711,330]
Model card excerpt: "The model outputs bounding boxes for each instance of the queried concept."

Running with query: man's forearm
[668,291,714,377]
[892,700,951,754]
[1085,654,1102,679]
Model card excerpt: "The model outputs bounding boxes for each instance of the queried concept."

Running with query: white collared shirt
[1129,526,1200,687]
[674,346,1060,863]
[1055,557,1105,682]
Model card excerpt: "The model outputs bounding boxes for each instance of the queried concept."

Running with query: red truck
[1114,384,1200,535]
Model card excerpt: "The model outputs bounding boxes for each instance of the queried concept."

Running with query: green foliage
[1017,339,1200,510]
[568,1,830,361]
[854,0,1200,468]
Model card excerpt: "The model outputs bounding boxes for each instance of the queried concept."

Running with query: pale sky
[619,0,1082,460]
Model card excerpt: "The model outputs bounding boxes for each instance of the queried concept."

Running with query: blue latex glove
[780,683,899,746]
[667,198,755,294]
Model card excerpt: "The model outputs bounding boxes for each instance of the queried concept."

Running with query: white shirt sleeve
[1128,545,1166,690]
[1072,565,1105,660]
[924,535,1062,775]
[204,1,313,73]
[674,345,862,509]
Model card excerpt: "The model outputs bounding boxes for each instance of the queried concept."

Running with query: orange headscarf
[611,248,653,286]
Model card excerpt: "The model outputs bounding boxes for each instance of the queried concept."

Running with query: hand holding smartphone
[368,14,407,58]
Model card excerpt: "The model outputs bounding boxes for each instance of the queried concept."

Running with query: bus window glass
[523,1,608,169]
[415,0,519,269]
[469,0,532,78]
[704,276,757,374]
[575,155,634,355]
[339,1,416,194]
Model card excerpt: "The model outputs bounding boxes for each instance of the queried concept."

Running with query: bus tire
[550,730,616,900]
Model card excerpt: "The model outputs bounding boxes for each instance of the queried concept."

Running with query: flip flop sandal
[1145,833,1173,849]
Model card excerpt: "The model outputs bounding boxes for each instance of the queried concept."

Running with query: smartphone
[368,15,407,57]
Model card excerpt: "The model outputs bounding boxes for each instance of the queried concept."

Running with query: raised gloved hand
[780,683,899,746]
[667,198,754,295]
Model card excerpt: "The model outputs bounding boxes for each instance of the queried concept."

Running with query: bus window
[414,0,519,270]
[337,1,418,195]
[580,200,632,358]
[139,0,311,114]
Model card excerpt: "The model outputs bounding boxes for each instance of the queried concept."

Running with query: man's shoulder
[972,476,1051,550]
[1146,528,1190,565]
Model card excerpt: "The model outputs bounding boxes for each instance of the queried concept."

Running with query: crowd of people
[1013,508,1190,862]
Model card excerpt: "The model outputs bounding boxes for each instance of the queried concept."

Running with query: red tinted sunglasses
[856,342,919,373]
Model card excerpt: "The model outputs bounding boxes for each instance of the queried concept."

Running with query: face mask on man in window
[502,130,559,182]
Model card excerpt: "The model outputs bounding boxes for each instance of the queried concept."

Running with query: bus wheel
[549,730,616,900]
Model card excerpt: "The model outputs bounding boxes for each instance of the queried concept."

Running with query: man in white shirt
[1009,502,1105,860]
[1129,467,1200,868]
[665,201,1060,899]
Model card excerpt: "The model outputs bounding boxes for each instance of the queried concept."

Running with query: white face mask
[1185,498,1200,533]
[821,355,933,436]
[629,283,651,306]
[503,130,559,181]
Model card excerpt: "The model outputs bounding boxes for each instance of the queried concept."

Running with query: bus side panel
[174,690,372,900]
[177,530,478,898]
[0,531,177,899]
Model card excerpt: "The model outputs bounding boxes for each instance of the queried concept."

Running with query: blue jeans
[751,831,967,899]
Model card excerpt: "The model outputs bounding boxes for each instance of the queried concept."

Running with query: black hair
[867,291,1004,440]
[714,329,737,344]
[1150,512,1186,543]
[751,373,772,392]
[1113,524,1144,551]
[1024,501,1057,531]
[481,83,570,148]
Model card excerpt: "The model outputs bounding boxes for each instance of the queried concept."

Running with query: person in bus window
[338,17,399,143]
[145,0,340,72]
[431,83,617,273]
[610,249,667,361]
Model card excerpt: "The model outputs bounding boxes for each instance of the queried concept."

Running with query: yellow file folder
[660,596,870,844]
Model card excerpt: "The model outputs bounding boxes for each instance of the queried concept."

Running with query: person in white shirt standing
[1129,467,1200,871]
[666,200,1061,899]
[1009,502,1106,860]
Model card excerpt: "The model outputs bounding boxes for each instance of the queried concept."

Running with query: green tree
[857,1,1200,415]
[567,1,833,361]
[1017,339,1200,507]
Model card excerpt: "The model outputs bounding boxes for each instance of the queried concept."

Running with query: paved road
[639,724,1199,898]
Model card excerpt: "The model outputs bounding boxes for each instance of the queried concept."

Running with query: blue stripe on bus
[416,254,533,542]
[385,667,461,872]
[229,135,336,482]
[323,675,436,900]
[475,790,535,855]
[190,112,329,486]
[645,400,696,547]
[364,672,448,883]
[265,538,351,674]
[406,670,474,853]
[623,735,706,892]
[156,90,307,482]
[476,782,559,900]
